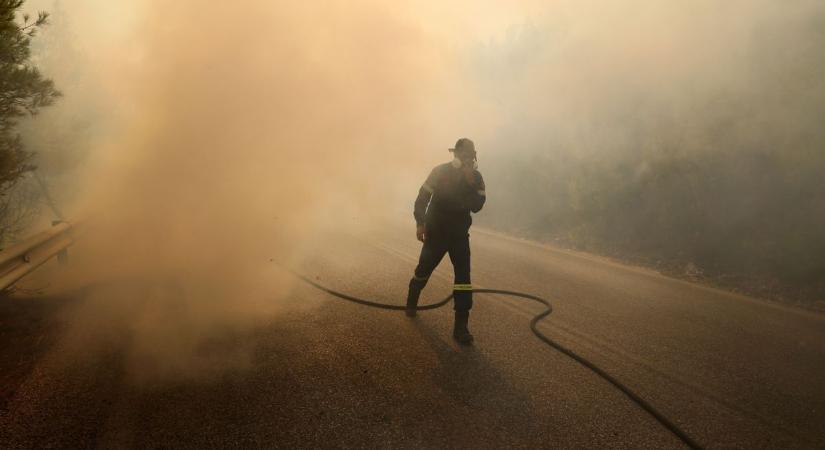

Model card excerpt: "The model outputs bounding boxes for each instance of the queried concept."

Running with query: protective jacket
[414,162,486,234]
[409,161,486,313]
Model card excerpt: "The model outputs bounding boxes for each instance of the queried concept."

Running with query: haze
[16,0,825,379]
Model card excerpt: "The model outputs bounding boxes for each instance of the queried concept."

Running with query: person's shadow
[403,316,552,447]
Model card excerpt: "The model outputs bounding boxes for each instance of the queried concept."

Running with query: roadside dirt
[0,292,76,412]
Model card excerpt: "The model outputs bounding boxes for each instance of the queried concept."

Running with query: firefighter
[406,138,486,345]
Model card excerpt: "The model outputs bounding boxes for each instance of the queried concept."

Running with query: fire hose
[288,269,703,449]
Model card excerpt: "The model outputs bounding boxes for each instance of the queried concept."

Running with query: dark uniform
[408,160,486,314]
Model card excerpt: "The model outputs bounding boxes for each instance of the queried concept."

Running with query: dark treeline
[480,9,825,305]
[0,0,58,243]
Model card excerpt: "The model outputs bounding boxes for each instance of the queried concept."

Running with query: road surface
[1,226,823,448]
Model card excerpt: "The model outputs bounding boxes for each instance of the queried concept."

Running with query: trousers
[409,229,472,312]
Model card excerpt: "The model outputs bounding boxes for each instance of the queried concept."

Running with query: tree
[0,0,59,200]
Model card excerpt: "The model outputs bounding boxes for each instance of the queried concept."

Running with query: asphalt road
[1,226,824,449]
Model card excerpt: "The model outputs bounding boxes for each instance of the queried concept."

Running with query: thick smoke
[25,0,497,381]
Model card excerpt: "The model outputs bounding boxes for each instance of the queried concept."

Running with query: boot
[452,310,474,345]
[406,279,424,317]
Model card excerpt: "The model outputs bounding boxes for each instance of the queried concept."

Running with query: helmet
[449,138,475,154]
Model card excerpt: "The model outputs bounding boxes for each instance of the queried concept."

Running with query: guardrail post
[57,249,69,265]
[52,220,69,265]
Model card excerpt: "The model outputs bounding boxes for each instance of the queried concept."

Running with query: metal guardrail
[0,221,74,292]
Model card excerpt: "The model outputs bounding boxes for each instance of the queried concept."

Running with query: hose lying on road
[289,269,703,450]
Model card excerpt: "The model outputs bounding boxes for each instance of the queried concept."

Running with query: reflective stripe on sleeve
[453,284,473,291]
